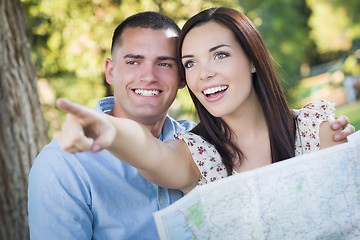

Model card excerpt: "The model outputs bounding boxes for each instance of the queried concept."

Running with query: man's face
[105,27,182,125]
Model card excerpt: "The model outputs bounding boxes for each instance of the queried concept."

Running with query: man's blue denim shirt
[28,96,196,239]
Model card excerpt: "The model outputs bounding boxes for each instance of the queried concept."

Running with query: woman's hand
[56,98,116,153]
[330,115,355,142]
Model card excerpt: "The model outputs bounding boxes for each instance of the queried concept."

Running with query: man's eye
[215,52,229,60]
[127,61,139,65]
[159,62,172,67]
[184,61,196,69]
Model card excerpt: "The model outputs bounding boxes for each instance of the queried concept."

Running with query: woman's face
[181,21,256,118]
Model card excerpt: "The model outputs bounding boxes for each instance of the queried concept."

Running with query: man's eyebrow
[123,54,176,61]
[158,56,176,61]
[182,44,231,60]
[123,54,144,59]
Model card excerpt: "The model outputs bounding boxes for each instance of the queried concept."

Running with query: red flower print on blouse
[197,146,205,154]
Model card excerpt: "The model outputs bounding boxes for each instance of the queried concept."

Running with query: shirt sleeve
[294,100,336,155]
[28,139,93,239]
[175,132,228,185]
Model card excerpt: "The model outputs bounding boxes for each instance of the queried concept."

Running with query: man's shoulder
[35,138,67,159]
[32,138,80,173]
[32,137,128,177]
[32,138,101,174]
[95,96,114,113]
[165,115,197,133]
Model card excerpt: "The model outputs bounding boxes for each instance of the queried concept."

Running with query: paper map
[154,131,360,240]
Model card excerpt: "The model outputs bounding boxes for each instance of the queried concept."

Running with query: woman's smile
[202,85,229,102]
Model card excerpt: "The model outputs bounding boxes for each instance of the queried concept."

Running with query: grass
[336,101,360,131]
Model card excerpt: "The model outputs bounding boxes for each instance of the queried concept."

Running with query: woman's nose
[199,63,215,81]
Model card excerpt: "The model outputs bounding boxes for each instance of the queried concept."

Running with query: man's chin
[133,109,167,122]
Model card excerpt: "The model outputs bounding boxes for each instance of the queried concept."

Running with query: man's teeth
[203,86,228,95]
[134,89,160,96]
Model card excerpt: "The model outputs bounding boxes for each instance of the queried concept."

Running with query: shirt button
[159,199,164,205]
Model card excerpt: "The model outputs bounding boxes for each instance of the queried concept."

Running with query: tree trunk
[0,0,48,239]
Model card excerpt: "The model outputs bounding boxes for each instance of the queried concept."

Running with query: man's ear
[105,58,114,85]
[178,76,186,89]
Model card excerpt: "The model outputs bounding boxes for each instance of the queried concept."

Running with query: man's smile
[133,89,162,96]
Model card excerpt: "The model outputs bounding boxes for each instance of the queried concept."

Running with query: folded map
[154,131,360,240]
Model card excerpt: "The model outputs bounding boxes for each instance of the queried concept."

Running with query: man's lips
[133,89,162,96]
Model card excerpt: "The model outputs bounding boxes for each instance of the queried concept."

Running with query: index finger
[56,98,93,119]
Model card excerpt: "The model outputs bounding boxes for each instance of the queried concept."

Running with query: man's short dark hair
[111,11,180,54]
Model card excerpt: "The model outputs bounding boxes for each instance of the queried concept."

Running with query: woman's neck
[223,95,267,141]
[222,96,272,172]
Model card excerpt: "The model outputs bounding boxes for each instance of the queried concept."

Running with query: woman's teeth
[203,86,228,95]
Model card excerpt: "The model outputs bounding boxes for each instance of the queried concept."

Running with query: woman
[174,7,340,180]
[57,7,347,193]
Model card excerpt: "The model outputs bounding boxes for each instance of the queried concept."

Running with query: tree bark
[0,0,48,239]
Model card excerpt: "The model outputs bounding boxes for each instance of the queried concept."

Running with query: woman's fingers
[331,115,349,131]
[56,98,115,153]
[56,98,94,120]
[330,115,355,142]
[58,113,94,153]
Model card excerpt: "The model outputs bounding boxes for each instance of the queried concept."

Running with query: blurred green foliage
[21,0,360,138]
[336,102,360,131]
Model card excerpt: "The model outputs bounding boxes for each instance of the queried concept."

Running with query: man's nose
[140,63,156,82]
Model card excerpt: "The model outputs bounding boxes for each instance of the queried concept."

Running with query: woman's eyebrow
[209,44,230,52]
[182,44,231,59]
[181,54,193,60]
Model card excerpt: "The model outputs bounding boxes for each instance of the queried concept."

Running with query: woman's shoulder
[175,132,219,159]
[176,132,228,185]
[296,100,335,121]
[294,100,336,155]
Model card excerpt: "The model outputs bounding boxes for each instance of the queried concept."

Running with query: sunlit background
[21,0,360,139]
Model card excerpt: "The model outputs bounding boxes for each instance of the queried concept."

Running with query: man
[28,12,195,239]
[28,11,354,239]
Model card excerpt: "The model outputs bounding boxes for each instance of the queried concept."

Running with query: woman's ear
[105,58,114,85]
[251,65,256,73]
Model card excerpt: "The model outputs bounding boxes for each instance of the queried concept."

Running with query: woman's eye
[215,52,229,60]
[184,61,196,69]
